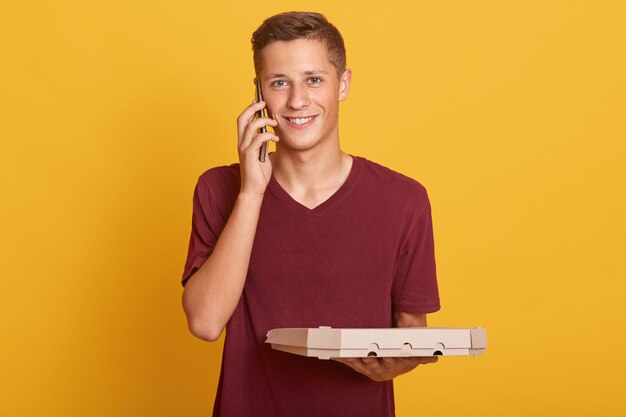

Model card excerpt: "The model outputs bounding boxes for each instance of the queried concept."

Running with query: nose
[286,84,310,110]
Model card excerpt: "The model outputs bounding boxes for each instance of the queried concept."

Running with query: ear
[338,69,352,101]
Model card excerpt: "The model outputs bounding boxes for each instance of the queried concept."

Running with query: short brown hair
[252,12,346,78]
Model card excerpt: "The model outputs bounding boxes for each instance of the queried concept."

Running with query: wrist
[237,190,265,205]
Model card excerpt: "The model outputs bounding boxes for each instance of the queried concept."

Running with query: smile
[284,115,317,128]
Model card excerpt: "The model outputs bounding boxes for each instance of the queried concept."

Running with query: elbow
[182,286,224,342]
[187,317,224,342]
[182,298,224,341]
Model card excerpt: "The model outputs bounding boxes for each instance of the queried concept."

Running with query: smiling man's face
[257,38,351,153]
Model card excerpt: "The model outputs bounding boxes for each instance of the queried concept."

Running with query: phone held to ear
[255,79,268,162]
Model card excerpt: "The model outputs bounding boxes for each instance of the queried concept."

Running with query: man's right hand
[237,100,279,197]
[183,100,278,342]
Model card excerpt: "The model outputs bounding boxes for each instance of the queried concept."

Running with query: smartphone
[255,78,268,162]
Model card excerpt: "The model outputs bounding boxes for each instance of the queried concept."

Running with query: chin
[275,132,317,151]
[278,140,319,153]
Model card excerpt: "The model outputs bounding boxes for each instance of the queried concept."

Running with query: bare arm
[394,311,428,328]
[181,100,278,342]
[333,312,438,381]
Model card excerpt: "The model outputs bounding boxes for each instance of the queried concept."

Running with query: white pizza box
[266,326,487,360]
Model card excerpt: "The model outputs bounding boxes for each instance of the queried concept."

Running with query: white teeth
[288,117,313,125]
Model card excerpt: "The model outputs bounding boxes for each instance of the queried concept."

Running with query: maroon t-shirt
[182,156,440,417]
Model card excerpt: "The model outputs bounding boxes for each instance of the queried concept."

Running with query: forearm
[182,191,264,341]
[394,311,427,328]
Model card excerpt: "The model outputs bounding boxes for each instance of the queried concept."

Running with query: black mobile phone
[255,78,268,162]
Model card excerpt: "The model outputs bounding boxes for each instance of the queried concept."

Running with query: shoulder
[194,163,241,208]
[197,163,241,192]
[352,156,429,204]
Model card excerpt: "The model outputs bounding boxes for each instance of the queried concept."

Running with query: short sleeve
[390,186,441,314]
[181,166,240,286]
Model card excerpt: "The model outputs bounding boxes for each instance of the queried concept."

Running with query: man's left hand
[333,356,438,382]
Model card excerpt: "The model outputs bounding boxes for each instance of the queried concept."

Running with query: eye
[307,77,323,85]
[271,80,288,88]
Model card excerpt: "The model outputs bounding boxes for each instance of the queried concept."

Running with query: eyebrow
[267,70,330,79]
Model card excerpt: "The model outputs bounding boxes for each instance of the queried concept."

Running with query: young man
[181,12,440,416]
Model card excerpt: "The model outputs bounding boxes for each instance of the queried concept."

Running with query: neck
[270,144,353,209]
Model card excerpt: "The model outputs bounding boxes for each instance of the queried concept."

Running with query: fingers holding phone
[237,101,272,145]
[236,98,279,196]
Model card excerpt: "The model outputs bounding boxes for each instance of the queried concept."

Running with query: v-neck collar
[267,155,361,217]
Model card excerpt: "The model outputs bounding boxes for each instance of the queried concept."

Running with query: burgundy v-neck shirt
[183,155,440,417]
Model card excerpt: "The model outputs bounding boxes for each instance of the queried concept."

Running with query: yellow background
[1,1,625,416]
